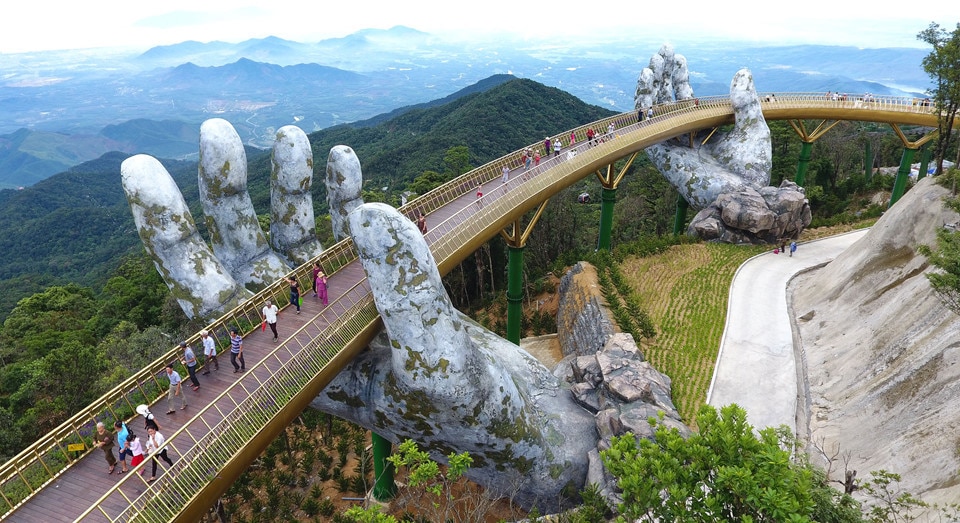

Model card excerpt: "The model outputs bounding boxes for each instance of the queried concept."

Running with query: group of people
[162,333,221,415]
[774,239,799,257]
[93,405,174,483]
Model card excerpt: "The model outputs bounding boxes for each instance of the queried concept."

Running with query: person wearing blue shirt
[113,420,130,473]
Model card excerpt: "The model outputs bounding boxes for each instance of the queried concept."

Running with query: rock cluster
[689,180,812,243]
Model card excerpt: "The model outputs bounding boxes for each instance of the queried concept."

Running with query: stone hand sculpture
[636,44,811,243]
[121,119,360,319]
[312,202,599,510]
[123,119,688,512]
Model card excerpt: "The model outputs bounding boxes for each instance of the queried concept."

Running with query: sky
[2,1,959,54]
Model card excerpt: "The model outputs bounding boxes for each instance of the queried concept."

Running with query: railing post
[506,245,524,345]
[597,187,617,250]
[795,141,813,187]
[371,432,396,501]
[890,147,918,207]
[673,194,689,236]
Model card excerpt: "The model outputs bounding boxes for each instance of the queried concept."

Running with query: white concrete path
[706,229,869,432]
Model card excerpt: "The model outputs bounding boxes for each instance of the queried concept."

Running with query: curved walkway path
[706,229,869,432]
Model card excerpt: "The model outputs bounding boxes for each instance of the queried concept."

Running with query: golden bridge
[0,93,949,522]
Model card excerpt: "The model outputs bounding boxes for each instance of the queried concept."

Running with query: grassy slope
[620,221,875,428]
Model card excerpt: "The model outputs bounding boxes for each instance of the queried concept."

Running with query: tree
[918,192,960,314]
[342,440,502,523]
[601,404,862,522]
[918,22,960,176]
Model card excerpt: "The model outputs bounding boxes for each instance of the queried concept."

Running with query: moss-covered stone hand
[121,118,360,319]
[636,44,811,243]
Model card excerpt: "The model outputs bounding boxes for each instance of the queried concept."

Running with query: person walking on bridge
[164,363,186,414]
[114,421,130,473]
[93,422,118,475]
[200,329,218,374]
[553,138,561,156]
[180,341,200,391]
[262,300,279,341]
[229,328,245,373]
[288,276,301,314]
[145,426,173,483]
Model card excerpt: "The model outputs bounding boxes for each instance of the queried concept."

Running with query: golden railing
[0,92,944,521]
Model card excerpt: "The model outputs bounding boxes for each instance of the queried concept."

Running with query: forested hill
[0,76,617,319]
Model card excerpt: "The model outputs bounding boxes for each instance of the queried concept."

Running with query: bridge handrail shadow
[0,92,942,520]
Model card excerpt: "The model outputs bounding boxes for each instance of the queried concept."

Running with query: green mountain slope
[0,77,615,320]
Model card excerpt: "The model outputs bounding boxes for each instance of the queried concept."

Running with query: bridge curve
[0,93,948,522]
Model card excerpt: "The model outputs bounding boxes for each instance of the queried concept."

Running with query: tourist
[164,363,186,414]
[93,422,118,475]
[126,432,145,475]
[114,420,130,473]
[200,329,218,374]
[145,426,174,483]
[288,276,301,314]
[315,269,329,306]
[229,328,245,373]
[262,299,279,341]
[501,165,510,184]
[180,341,200,391]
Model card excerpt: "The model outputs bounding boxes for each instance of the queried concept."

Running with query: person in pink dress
[315,269,328,306]
[569,131,576,146]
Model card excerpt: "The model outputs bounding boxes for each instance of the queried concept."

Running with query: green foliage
[918,22,960,175]
[918,215,960,315]
[602,404,832,522]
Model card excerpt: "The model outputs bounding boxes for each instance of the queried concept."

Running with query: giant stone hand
[124,119,684,512]
[637,44,811,243]
[122,118,359,319]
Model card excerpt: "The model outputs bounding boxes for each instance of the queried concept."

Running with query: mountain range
[0,27,932,189]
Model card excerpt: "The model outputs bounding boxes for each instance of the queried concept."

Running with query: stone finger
[199,118,290,290]
[121,154,252,319]
[346,202,477,393]
[269,125,323,264]
[325,145,363,242]
[711,69,772,188]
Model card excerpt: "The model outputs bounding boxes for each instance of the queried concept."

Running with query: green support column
[889,147,918,208]
[795,141,813,186]
[506,245,524,345]
[864,140,872,182]
[371,432,396,501]
[918,145,931,181]
[673,194,689,236]
[597,187,617,251]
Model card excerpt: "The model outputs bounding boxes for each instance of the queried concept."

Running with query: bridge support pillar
[795,141,813,186]
[673,194,689,236]
[890,147,917,208]
[918,144,932,181]
[499,202,549,346]
[371,432,397,501]
[506,245,524,345]
[597,187,617,250]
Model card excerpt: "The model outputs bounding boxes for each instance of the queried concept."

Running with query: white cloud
[2,0,958,53]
